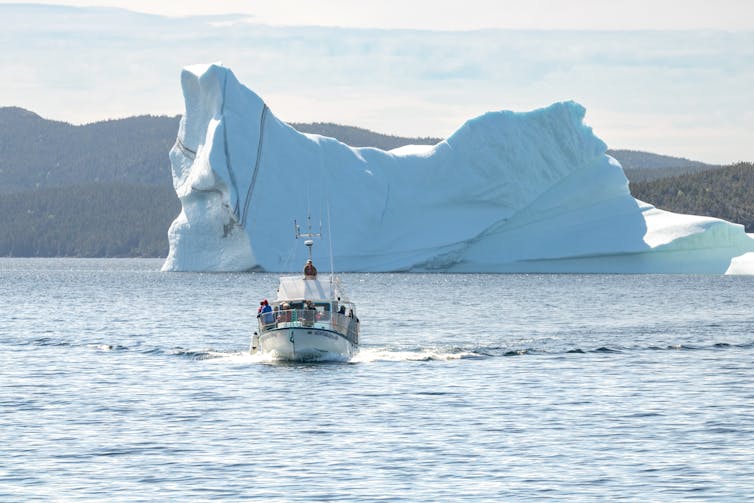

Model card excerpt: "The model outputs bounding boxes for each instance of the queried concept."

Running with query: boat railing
[258,309,359,344]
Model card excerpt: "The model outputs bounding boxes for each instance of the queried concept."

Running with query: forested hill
[0,107,749,257]
[0,183,178,257]
[0,107,179,193]
[630,162,754,233]
[291,122,441,151]
[606,149,715,171]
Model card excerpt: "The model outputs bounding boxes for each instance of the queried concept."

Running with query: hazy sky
[1,2,753,163]
[3,0,754,30]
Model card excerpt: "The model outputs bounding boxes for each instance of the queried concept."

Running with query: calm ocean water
[1,258,753,501]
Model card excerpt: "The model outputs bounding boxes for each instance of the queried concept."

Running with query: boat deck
[258,308,359,345]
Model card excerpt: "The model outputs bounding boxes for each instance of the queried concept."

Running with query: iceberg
[162,63,754,274]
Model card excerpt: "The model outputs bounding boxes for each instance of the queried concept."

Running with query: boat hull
[257,327,355,361]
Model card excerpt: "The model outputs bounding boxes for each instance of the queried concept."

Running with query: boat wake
[11,337,754,363]
[207,350,352,364]
[192,346,482,364]
[352,346,482,362]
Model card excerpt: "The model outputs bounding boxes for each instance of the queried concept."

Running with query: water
[2,259,753,501]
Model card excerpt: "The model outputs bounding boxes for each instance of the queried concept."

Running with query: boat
[250,217,360,361]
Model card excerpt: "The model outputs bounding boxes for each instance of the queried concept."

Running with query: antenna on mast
[294,213,321,263]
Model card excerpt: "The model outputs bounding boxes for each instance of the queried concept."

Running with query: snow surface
[162,64,754,274]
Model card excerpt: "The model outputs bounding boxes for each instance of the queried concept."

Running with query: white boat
[250,218,360,361]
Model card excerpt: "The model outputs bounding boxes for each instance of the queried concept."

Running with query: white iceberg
[162,63,754,274]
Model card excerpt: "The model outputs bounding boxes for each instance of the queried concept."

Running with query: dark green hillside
[0,107,179,193]
[607,149,715,171]
[622,165,721,183]
[607,149,720,183]
[630,163,754,232]
[0,183,180,257]
[291,122,441,150]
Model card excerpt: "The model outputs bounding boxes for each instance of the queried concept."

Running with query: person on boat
[303,259,317,279]
[278,302,291,323]
[258,299,274,328]
[346,308,359,325]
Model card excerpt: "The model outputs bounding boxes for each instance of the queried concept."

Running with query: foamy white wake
[206,350,278,364]
[203,347,480,364]
[351,347,479,363]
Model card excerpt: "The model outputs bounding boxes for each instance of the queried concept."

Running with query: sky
[1,1,753,163]
[4,0,754,30]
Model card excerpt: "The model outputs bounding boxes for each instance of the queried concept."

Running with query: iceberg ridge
[162,64,754,274]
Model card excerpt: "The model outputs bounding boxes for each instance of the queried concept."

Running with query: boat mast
[294,214,321,265]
